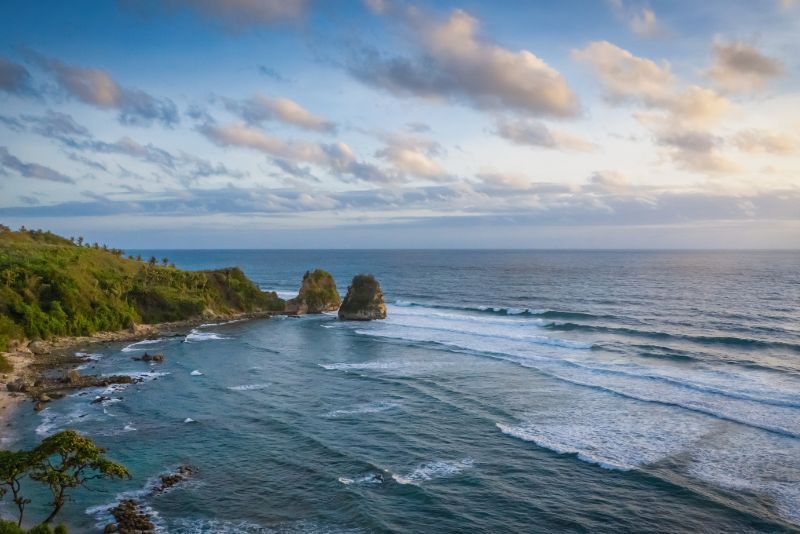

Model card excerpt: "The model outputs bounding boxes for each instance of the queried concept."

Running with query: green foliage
[0,521,67,533]
[339,274,381,314]
[0,354,12,374]
[30,430,130,523]
[297,269,340,311]
[0,228,285,350]
[1,430,124,528]
[0,450,31,526]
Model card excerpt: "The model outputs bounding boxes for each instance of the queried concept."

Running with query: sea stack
[338,274,387,321]
[285,269,341,315]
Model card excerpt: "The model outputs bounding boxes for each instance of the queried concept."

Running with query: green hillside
[0,226,285,351]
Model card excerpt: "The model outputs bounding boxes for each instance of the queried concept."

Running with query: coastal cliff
[0,227,285,353]
[285,269,341,315]
[338,274,387,321]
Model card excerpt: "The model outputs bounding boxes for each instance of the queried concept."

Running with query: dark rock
[55,371,136,390]
[151,464,197,495]
[91,395,112,405]
[141,352,164,363]
[110,499,155,533]
[6,378,32,393]
[33,401,45,411]
[285,269,341,315]
[338,274,387,321]
[103,523,118,533]
[65,369,81,385]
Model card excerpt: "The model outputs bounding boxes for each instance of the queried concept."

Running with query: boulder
[65,369,82,385]
[28,341,50,355]
[285,269,341,315]
[140,352,164,363]
[338,274,387,321]
[110,499,156,533]
[6,378,32,393]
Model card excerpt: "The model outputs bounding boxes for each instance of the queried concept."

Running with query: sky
[0,0,798,249]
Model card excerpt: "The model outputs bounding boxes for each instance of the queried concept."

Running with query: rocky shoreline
[1,271,388,431]
[0,310,278,431]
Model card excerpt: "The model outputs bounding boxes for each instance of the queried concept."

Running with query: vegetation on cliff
[285,269,341,314]
[0,227,284,351]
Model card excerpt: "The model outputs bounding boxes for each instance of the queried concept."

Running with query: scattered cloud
[655,129,740,173]
[257,65,290,82]
[224,94,337,133]
[586,170,631,192]
[494,117,596,152]
[199,122,392,183]
[159,0,309,30]
[708,41,783,93]
[374,132,448,179]
[0,57,35,96]
[19,110,92,143]
[32,54,179,126]
[0,146,75,183]
[575,41,735,174]
[733,129,797,154]
[607,0,662,37]
[351,7,579,117]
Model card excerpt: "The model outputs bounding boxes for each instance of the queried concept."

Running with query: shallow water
[4,250,799,532]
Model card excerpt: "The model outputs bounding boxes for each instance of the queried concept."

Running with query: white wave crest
[122,338,167,352]
[392,458,474,485]
[184,330,227,343]
[227,383,270,391]
[326,401,399,417]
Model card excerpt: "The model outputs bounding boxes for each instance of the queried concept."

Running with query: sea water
[3,250,799,532]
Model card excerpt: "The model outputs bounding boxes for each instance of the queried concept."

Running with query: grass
[0,353,12,373]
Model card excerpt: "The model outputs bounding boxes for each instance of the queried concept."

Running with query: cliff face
[338,274,387,321]
[285,269,341,315]
[0,227,285,350]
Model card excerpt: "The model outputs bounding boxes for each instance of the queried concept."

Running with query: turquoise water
[4,250,800,532]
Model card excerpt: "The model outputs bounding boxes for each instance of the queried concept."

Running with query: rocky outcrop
[285,269,341,315]
[338,274,387,321]
[27,341,50,355]
[107,499,156,533]
[133,352,164,363]
[151,464,197,495]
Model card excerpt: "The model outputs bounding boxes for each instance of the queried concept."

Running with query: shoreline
[0,310,279,432]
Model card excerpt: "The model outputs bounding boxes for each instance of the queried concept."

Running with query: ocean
[3,250,799,532]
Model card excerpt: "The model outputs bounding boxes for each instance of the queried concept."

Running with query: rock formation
[285,269,341,315]
[338,274,387,321]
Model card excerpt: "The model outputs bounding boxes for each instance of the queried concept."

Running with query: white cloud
[574,41,736,174]
[494,117,596,152]
[375,133,447,179]
[351,7,579,117]
[200,122,392,183]
[607,0,662,37]
[225,94,337,133]
[708,41,783,93]
[733,129,797,154]
[33,54,178,126]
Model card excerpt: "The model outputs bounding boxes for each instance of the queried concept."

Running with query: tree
[76,237,83,246]
[29,431,130,524]
[161,257,169,266]
[0,450,32,527]
[148,256,157,266]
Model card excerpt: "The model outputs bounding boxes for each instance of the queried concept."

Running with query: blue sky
[0,0,798,248]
